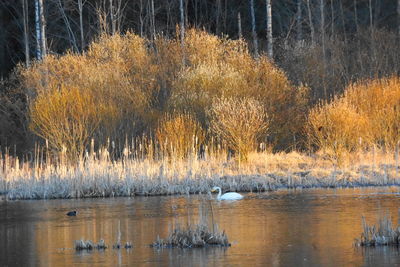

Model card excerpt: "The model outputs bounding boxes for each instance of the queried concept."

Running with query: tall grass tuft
[355,211,400,246]
[151,201,230,248]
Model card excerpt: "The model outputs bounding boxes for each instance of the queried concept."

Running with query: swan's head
[211,186,220,193]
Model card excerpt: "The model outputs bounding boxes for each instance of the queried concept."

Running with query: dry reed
[355,211,400,247]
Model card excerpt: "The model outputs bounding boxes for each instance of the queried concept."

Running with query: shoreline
[2,151,400,200]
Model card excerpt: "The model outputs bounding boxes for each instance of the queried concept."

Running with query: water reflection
[1,187,400,266]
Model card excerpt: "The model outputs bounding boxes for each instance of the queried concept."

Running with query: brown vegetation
[307,77,400,163]
[21,29,307,160]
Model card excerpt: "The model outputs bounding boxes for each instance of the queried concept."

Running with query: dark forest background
[1,0,400,155]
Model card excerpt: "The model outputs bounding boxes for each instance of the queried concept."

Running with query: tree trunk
[22,0,30,67]
[78,0,85,51]
[320,0,327,99]
[249,0,258,57]
[151,0,156,39]
[35,0,42,60]
[179,0,185,62]
[398,0,400,36]
[109,0,115,35]
[238,12,242,39]
[265,0,273,59]
[296,0,302,41]
[139,0,144,37]
[353,0,359,34]
[216,0,221,35]
[330,0,334,36]
[39,0,46,58]
[306,0,315,46]
[339,0,347,43]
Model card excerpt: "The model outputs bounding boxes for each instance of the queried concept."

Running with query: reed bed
[355,211,400,246]
[1,148,400,200]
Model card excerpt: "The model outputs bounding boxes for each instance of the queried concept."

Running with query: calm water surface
[1,187,400,266]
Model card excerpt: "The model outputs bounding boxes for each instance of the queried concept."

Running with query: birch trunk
[35,0,41,60]
[249,0,259,57]
[266,0,273,59]
[39,0,46,58]
[179,0,185,62]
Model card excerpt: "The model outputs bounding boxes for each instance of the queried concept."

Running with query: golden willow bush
[22,29,308,158]
[308,76,400,160]
[30,86,105,159]
[171,30,309,149]
[209,97,268,160]
[156,113,205,159]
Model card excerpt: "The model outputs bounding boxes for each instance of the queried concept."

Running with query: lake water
[1,187,400,266]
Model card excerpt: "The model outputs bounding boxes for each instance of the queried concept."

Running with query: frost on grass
[355,211,400,246]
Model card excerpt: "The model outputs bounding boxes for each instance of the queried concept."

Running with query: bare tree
[249,0,258,57]
[180,0,185,62]
[109,0,115,34]
[398,0,400,36]
[320,0,327,98]
[296,0,302,41]
[306,0,315,46]
[35,0,42,59]
[265,0,273,59]
[78,0,85,51]
[39,0,46,58]
[216,0,221,35]
[238,12,242,39]
[22,0,29,67]
[57,0,79,52]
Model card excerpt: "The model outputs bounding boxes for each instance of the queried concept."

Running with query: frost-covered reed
[152,201,230,248]
[1,148,400,200]
[355,211,400,246]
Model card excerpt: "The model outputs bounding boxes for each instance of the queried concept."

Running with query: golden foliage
[209,97,268,160]
[23,28,308,158]
[307,76,400,161]
[156,113,205,159]
[307,99,371,162]
[30,86,105,158]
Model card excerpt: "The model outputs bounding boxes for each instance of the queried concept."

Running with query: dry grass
[209,97,268,160]
[355,211,400,247]
[1,145,400,200]
[156,112,205,160]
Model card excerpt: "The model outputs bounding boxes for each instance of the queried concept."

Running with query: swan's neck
[217,187,222,199]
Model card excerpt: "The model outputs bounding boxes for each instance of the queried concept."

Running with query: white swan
[211,186,243,200]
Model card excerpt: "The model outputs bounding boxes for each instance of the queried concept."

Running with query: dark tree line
[0,0,400,152]
[0,0,399,77]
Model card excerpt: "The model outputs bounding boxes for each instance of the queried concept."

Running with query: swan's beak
[211,189,217,193]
